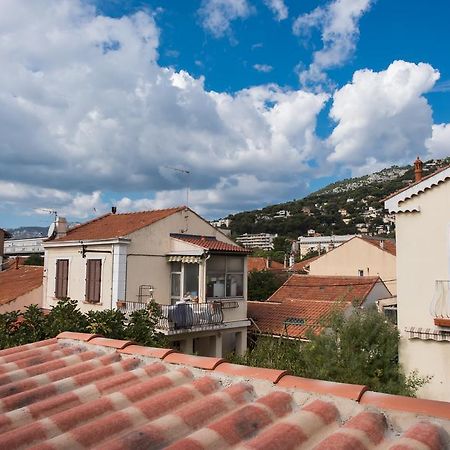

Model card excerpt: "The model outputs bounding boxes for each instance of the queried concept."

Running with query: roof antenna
[40,209,58,222]
[164,166,191,208]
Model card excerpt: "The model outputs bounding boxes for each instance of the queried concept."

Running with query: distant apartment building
[210,218,231,228]
[4,237,45,256]
[297,234,357,258]
[0,228,10,270]
[235,233,277,250]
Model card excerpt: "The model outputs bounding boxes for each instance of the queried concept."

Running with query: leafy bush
[230,308,430,397]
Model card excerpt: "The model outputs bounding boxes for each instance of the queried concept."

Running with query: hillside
[224,158,450,239]
[6,226,48,239]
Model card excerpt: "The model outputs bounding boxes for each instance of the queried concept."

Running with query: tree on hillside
[231,308,430,397]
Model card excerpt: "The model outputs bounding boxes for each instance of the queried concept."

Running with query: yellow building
[43,207,249,357]
[385,161,450,401]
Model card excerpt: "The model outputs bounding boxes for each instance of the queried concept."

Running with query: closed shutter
[55,260,69,299]
[86,259,102,303]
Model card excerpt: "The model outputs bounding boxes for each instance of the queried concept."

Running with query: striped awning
[167,255,201,264]
[405,327,450,342]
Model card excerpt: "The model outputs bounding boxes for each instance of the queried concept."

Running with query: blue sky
[1,0,450,228]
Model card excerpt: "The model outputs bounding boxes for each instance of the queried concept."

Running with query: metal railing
[430,280,450,318]
[117,300,148,317]
[157,301,224,331]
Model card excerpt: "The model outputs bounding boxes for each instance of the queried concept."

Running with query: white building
[4,237,45,256]
[235,233,277,250]
[297,234,357,258]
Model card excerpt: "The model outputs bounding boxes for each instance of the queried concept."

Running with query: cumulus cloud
[328,61,440,174]
[253,64,273,73]
[425,123,450,158]
[198,0,253,38]
[0,0,328,222]
[264,0,288,21]
[293,0,374,88]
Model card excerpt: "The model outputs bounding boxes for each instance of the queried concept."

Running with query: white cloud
[0,0,329,221]
[425,124,450,159]
[264,0,288,21]
[293,0,373,88]
[198,0,253,38]
[253,64,273,73]
[328,61,440,174]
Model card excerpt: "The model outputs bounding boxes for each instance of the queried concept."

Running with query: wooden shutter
[55,259,69,299]
[86,259,102,303]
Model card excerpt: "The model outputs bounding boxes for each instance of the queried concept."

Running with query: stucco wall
[44,243,113,313]
[395,180,450,401]
[309,238,397,294]
[0,286,43,313]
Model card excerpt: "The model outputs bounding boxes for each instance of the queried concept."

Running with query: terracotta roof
[248,299,349,338]
[248,257,284,272]
[0,266,43,306]
[360,237,397,256]
[53,207,185,242]
[268,274,383,305]
[171,234,249,253]
[0,333,448,449]
[290,255,320,272]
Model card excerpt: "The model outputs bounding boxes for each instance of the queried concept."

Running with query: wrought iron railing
[157,301,224,331]
[117,300,148,318]
[430,280,450,318]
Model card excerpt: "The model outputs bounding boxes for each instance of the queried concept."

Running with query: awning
[167,255,202,264]
[405,327,450,342]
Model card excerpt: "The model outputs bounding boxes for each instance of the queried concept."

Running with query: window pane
[171,273,181,298]
[171,262,182,272]
[207,255,226,273]
[226,256,244,272]
[226,274,243,297]
[206,273,225,298]
[183,264,199,298]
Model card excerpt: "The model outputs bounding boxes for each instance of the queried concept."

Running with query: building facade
[297,234,357,258]
[43,207,250,357]
[4,237,45,256]
[235,233,277,250]
[385,163,450,401]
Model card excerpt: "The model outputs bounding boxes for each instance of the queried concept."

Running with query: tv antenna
[164,166,191,207]
[39,209,58,221]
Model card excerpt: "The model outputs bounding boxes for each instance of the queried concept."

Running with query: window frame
[206,255,244,300]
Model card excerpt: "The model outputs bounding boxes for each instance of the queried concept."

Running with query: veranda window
[206,255,244,299]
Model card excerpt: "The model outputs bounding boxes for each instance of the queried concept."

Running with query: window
[358,269,364,276]
[85,259,102,303]
[55,259,69,299]
[207,255,244,299]
[170,262,199,303]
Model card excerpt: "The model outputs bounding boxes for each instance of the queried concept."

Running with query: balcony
[117,300,226,334]
[430,280,450,327]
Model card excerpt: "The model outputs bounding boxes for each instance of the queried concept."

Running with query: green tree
[23,254,44,266]
[248,270,284,301]
[231,308,430,397]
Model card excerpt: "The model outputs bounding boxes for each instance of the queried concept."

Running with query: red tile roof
[269,274,382,305]
[360,237,397,256]
[0,333,448,449]
[53,207,185,242]
[171,234,248,253]
[248,257,284,272]
[248,299,349,339]
[0,266,43,306]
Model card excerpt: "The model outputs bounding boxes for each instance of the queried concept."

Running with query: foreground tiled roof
[360,237,397,256]
[0,266,43,306]
[248,257,284,272]
[0,333,448,449]
[269,274,382,305]
[52,207,185,242]
[248,299,349,339]
[171,234,249,253]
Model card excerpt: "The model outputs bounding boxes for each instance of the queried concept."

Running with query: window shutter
[86,259,102,303]
[55,260,69,299]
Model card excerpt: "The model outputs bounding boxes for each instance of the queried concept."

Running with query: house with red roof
[306,236,397,294]
[385,158,450,401]
[248,274,392,340]
[43,207,250,357]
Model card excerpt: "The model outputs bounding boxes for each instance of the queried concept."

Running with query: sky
[2,0,450,228]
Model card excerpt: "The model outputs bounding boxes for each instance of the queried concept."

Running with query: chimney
[55,217,68,238]
[111,206,117,214]
[379,240,384,249]
[414,156,423,182]
[15,256,19,270]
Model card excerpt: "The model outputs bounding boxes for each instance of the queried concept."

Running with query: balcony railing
[117,300,225,332]
[430,280,450,326]
[158,302,224,332]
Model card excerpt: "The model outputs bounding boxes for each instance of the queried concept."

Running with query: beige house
[43,207,250,357]
[308,236,397,295]
[385,161,450,401]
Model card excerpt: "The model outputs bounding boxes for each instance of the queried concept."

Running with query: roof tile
[118,344,174,359]
[163,352,225,370]
[171,234,248,253]
[88,337,134,349]
[53,207,184,242]
[0,336,448,449]
[0,265,43,306]
[56,332,100,341]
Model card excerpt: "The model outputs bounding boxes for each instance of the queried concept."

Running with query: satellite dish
[47,222,56,238]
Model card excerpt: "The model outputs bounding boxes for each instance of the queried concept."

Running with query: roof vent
[111,206,117,214]
[284,317,305,326]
